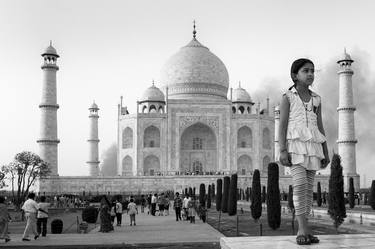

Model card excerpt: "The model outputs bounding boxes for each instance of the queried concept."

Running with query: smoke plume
[100,143,117,176]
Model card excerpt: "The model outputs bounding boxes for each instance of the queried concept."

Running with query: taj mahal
[37,26,359,194]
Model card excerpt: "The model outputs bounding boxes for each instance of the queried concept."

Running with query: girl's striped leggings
[290,165,316,216]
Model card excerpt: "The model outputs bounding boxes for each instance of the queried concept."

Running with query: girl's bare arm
[279,94,290,152]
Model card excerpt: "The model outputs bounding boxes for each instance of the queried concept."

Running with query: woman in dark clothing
[99,196,114,232]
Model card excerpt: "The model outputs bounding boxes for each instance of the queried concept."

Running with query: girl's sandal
[296,235,311,245]
[307,234,320,243]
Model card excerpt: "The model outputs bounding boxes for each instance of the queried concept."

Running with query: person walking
[127,198,138,226]
[147,194,152,215]
[173,192,182,221]
[151,193,157,216]
[0,196,11,243]
[278,58,330,245]
[110,202,116,225]
[188,196,197,224]
[182,194,190,221]
[37,196,50,237]
[22,193,48,241]
[99,196,114,232]
[115,199,123,226]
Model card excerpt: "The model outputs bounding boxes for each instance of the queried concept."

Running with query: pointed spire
[193,20,197,39]
[152,79,155,86]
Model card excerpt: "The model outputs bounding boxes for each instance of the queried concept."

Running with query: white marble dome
[232,86,252,103]
[42,45,59,57]
[141,84,165,102]
[160,38,229,99]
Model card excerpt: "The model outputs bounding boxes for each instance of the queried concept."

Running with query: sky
[1,0,374,187]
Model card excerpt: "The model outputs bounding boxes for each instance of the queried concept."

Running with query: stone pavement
[221,234,375,249]
[0,210,223,247]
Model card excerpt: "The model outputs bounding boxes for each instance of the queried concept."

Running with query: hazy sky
[1,0,374,186]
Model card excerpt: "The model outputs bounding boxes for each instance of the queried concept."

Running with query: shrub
[251,169,262,221]
[317,182,322,207]
[348,177,355,209]
[199,183,206,206]
[207,185,212,209]
[221,176,230,213]
[267,162,281,230]
[328,154,346,230]
[228,174,238,216]
[51,219,63,234]
[82,206,99,223]
[216,179,223,211]
[211,183,215,198]
[370,180,375,210]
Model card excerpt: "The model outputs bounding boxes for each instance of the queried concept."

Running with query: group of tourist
[148,193,170,216]
[0,193,50,243]
[99,196,138,232]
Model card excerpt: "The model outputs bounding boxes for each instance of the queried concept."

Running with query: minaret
[37,42,60,176]
[337,49,359,191]
[87,102,100,176]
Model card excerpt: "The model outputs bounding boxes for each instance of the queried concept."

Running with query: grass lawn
[8,208,98,234]
[206,207,366,237]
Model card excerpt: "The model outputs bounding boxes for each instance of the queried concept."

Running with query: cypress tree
[216,179,223,211]
[262,186,266,203]
[348,177,355,209]
[222,176,230,213]
[369,180,375,210]
[207,185,212,208]
[251,169,262,221]
[193,187,196,197]
[189,187,193,197]
[317,182,322,207]
[328,154,347,230]
[267,162,281,230]
[199,183,206,206]
[185,188,188,196]
[228,174,238,216]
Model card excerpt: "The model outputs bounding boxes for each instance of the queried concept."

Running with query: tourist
[140,195,146,213]
[157,193,165,216]
[0,196,11,243]
[164,195,170,216]
[187,196,197,223]
[110,202,116,225]
[22,193,48,241]
[99,196,114,232]
[115,199,123,226]
[173,192,182,221]
[151,193,157,216]
[182,194,190,221]
[127,198,138,226]
[147,194,152,215]
[37,196,50,237]
[278,58,330,245]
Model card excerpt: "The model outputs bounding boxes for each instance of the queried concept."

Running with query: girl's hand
[321,155,330,169]
[279,150,292,167]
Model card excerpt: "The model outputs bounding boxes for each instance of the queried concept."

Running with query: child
[278,58,330,245]
[127,198,138,226]
[37,196,50,237]
[187,196,197,224]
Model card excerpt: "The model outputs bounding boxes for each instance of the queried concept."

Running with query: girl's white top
[277,87,326,170]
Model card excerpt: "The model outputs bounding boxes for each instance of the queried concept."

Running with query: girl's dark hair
[289,58,314,89]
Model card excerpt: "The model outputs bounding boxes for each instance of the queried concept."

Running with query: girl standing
[127,199,138,226]
[278,58,330,245]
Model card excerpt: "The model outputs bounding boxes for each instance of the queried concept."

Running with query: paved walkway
[0,211,223,247]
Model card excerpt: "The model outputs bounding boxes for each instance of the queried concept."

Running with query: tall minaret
[37,42,60,176]
[337,49,359,191]
[87,102,100,176]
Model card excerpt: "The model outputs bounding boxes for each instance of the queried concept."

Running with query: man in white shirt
[183,195,191,221]
[21,193,48,241]
[151,193,157,216]
[115,200,123,226]
[37,196,50,237]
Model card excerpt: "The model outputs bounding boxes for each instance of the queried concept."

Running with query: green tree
[2,151,50,208]
[267,162,281,230]
[221,176,230,213]
[369,180,375,210]
[328,154,346,231]
[250,169,262,221]
[216,179,223,211]
[317,182,322,207]
[261,186,266,203]
[348,177,355,209]
[228,174,238,216]
[0,171,6,189]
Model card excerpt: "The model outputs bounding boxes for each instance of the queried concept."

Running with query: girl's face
[295,63,314,86]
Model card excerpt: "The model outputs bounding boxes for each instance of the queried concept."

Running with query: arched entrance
[180,122,217,173]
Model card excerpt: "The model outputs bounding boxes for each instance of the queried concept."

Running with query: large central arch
[180,122,217,173]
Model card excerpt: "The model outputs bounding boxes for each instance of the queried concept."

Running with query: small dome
[141,84,165,103]
[89,102,99,110]
[337,48,353,64]
[232,86,252,103]
[42,43,59,57]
